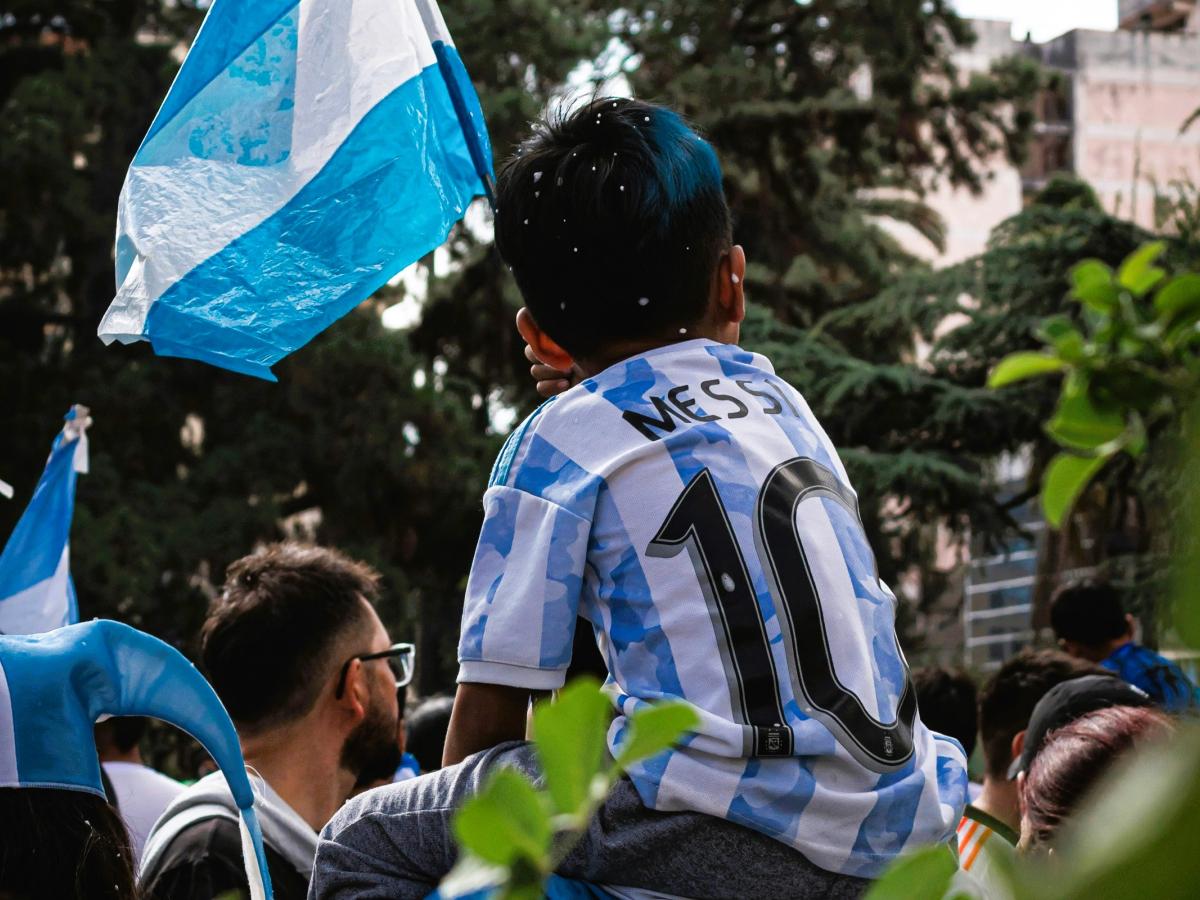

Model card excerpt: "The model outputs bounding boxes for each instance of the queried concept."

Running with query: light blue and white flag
[98,0,493,380]
[0,405,91,635]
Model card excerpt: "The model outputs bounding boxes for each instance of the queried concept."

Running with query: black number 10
[648,458,916,772]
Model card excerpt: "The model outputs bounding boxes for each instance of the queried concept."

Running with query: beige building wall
[909,11,1200,269]
[1045,26,1200,227]
[901,8,1200,667]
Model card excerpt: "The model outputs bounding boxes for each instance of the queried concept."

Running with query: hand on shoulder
[525,344,573,398]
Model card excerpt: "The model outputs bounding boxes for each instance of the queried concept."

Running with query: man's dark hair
[201,543,381,733]
[977,649,1110,780]
[404,694,455,774]
[494,96,732,360]
[1049,582,1129,647]
[912,666,978,758]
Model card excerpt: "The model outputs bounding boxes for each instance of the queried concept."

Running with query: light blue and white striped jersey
[458,340,967,876]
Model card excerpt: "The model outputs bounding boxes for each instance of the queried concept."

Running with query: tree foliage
[1,1,1041,691]
[0,1,608,693]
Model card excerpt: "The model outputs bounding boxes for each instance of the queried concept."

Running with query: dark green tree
[773,176,1199,636]
[417,1,1043,622]
[0,1,608,695]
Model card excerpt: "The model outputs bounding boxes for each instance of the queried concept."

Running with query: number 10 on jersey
[647,457,917,773]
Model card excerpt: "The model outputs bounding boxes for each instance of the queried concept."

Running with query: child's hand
[525,344,573,398]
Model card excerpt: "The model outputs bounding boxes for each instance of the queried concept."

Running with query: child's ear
[714,245,746,326]
[516,308,575,372]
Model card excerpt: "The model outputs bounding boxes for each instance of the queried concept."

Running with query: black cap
[1007,674,1152,780]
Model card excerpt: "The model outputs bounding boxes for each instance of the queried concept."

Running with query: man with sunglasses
[141,542,410,900]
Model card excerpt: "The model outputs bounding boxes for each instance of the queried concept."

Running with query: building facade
[912,5,1200,669]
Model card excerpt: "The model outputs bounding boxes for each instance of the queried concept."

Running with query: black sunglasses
[335,642,414,699]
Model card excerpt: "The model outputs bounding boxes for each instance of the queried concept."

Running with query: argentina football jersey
[458,340,967,876]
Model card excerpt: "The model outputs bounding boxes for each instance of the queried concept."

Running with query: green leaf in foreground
[988,352,1066,389]
[1116,241,1167,296]
[1046,385,1126,451]
[863,844,958,900]
[533,677,612,816]
[614,701,700,768]
[1071,260,1119,312]
[1042,451,1109,528]
[453,767,552,867]
[1154,273,1200,321]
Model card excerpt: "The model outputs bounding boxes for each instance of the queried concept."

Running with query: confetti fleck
[679,328,688,334]
[644,116,650,122]
[560,302,566,310]
[573,247,579,252]
[523,218,529,225]
[721,573,736,592]
[731,273,741,284]
[638,297,650,306]
[533,171,543,183]
[535,191,540,197]
[592,166,597,171]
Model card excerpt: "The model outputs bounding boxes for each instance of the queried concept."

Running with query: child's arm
[442,682,531,766]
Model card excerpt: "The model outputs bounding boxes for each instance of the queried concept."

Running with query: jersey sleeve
[457,484,592,689]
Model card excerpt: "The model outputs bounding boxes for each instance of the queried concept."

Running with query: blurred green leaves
[989,243,1200,526]
[446,679,698,899]
[862,844,958,900]
[532,678,612,818]
[455,768,552,867]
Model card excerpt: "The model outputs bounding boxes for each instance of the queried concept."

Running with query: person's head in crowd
[912,666,977,758]
[0,787,138,899]
[1051,581,1200,713]
[201,542,404,821]
[973,650,1109,829]
[94,716,147,763]
[405,694,455,774]
[1018,704,1172,852]
[1050,583,1134,662]
[495,97,740,379]
[1006,674,1154,781]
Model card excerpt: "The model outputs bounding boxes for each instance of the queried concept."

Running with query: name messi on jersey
[621,376,801,442]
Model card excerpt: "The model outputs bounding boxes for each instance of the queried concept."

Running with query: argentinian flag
[0,406,91,636]
[98,0,493,380]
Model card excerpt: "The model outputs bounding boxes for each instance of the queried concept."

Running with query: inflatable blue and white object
[0,620,275,899]
[98,0,493,380]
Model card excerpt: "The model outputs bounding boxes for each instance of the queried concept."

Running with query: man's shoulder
[959,805,1018,847]
[150,813,244,868]
[145,815,309,900]
[141,815,246,900]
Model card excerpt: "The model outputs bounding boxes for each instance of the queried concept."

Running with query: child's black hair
[494,97,732,360]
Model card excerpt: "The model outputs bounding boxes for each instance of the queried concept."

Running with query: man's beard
[341,689,402,784]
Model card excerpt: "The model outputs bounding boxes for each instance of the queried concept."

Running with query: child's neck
[576,325,733,379]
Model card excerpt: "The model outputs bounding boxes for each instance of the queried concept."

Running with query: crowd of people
[2,97,1198,900]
